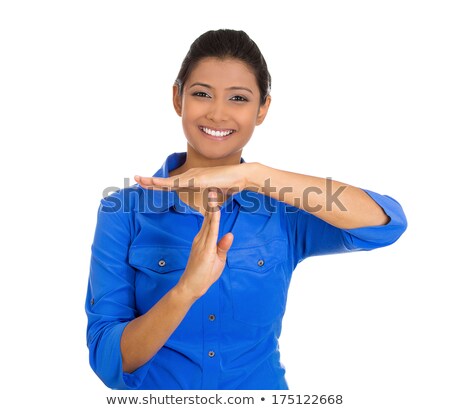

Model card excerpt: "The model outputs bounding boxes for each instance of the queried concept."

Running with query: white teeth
[201,127,234,137]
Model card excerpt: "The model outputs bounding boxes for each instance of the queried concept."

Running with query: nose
[206,99,229,123]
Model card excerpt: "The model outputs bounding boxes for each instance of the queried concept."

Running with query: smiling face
[173,57,271,166]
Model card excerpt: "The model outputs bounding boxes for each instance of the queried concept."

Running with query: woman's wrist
[172,280,201,305]
[242,162,265,191]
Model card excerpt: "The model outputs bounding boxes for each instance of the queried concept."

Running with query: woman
[85,29,407,390]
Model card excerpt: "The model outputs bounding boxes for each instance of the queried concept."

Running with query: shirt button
[208,351,215,358]
[158,259,166,267]
[90,298,95,305]
[257,259,265,267]
[208,314,216,321]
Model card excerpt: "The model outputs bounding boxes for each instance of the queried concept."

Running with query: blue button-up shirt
[85,151,407,390]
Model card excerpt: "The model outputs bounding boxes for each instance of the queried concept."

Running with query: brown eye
[193,92,210,98]
[230,95,248,102]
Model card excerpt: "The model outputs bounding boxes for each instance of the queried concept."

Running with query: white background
[1,1,449,409]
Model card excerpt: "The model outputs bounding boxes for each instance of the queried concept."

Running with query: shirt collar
[138,151,272,216]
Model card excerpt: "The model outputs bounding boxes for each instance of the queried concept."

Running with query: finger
[205,190,220,250]
[135,175,173,187]
[217,232,234,262]
[134,175,185,190]
[195,190,214,248]
[134,175,164,190]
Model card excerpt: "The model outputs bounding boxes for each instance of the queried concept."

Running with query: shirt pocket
[226,238,289,327]
[129,245,190,314]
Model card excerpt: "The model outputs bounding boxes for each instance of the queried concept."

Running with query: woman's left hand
[134,163,254,195]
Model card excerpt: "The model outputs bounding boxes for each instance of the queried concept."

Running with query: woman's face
[173,57,271,162]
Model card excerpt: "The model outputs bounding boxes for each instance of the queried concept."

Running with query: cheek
[237,107,259,127]
[181,106,200,131]
[182,103,199,119]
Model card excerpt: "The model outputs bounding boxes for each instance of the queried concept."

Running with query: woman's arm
[244,162,389,230]
[120,283,195,373]
[137,163,389,230]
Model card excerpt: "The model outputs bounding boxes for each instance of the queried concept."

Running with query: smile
[199,126,235,138]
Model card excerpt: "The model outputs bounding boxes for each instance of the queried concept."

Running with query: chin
[189,143,241,160]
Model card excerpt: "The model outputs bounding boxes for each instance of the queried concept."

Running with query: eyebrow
[189,82,254,95]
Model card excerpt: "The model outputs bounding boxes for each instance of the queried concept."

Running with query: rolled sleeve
[341,189,408,250]
[85,192,154,389]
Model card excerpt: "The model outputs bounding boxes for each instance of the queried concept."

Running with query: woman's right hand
[176,189,234,300]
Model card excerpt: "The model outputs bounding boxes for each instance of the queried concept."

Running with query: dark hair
[175,29,271,106]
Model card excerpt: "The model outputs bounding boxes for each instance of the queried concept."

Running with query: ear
[172,84,183,117]
[256,95,271,126]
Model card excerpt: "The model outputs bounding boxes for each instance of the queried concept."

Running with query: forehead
[186,57,258,89]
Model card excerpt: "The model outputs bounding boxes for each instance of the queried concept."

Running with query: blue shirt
[85,151,407,390]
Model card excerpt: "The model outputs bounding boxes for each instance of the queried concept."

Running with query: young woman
[85,29,407,390]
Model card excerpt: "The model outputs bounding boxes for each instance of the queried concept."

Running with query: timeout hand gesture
[176,189,234,300]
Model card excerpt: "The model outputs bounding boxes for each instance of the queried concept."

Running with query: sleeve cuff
[89,321,155,390]
[342,188,408,250]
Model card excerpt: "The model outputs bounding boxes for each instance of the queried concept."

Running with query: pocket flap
[226,238,287,272]
[129,245,190,274]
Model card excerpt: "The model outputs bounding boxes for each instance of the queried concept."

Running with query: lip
[198,126,236,141]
